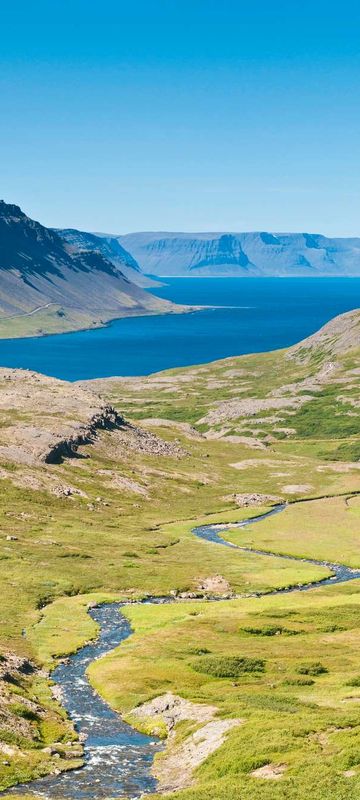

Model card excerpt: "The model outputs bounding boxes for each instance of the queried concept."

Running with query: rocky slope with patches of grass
[87,309,360,454]
[288,307,360,362]
[0,650,81,791]
[0,368,185,469]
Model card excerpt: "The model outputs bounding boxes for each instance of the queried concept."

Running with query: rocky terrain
[0,650,81,786]
[85,309,360,452]
[0,368,123,465]
[129,692,241,792]
[288,307,360,361]
[116,230,360,276]
[0,367,185,491]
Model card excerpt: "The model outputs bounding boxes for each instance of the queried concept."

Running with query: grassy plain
[0,305,100,338]
[87,583,360,800]
[224,494,360,565]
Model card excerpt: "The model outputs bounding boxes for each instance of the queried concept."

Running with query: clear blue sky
[1,0,360,235]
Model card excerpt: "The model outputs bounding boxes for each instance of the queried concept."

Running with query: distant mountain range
[0,202,177,338]
[114,231,360,277]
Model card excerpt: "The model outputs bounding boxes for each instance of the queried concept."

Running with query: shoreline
[0,302,202,342]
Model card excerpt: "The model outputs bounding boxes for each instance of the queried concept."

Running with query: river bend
[7,504,360,799]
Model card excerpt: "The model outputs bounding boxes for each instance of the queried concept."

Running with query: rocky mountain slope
[0,368,122,466]
[116,230,360,276]
[91,308,360,456]
[0,367,184,474]
[0,201,179,338]
[57,228,160,288]
[288,307,360,361]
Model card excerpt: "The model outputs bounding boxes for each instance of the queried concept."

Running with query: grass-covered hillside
[0,309,359,798]
[87,308,360,464]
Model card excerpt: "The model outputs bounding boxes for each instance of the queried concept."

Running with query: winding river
[7,504,360,799]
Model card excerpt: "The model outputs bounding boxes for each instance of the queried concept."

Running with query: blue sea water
[0,278,359,381]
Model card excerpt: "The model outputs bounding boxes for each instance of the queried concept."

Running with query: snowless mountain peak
[115,230,360,277]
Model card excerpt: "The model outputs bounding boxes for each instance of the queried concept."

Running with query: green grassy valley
[0,309,359,798]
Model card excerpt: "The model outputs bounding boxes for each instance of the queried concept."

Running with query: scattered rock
[223,492,283,507]
[0,744,16,757]
[198,397,306,426]
[131,693,217,732]
[282,484,313,494]
[130,692,243,792]
[196,575,233,596]
[0,652,42,745]
[141,418,204,441]
[97,470,149,497]
[206,433,267,449]
[52,485,87,498]
[317,463,360,473]
[251,763,287,780]
[0,653,35,679]
[101,422,187,460]
[156,718,241,792]
[230,458,294,471]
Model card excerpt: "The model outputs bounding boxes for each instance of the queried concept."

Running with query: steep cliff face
[117,230,360,276]
[58,228,160,288]
[0,201,176,334]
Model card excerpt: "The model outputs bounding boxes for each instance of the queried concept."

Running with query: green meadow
[88,583,360,800]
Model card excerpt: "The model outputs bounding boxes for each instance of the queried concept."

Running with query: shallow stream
[8,504,360,799]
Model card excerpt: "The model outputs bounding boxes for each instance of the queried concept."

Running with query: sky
[1,0,360,235]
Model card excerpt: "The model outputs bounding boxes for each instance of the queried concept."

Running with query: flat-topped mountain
[0,201,178,337]
[116,230,360,276]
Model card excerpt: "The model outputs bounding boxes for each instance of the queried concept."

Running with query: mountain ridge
[57,228,160,288]
[0,201,182,338]
[113,230,360,276]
